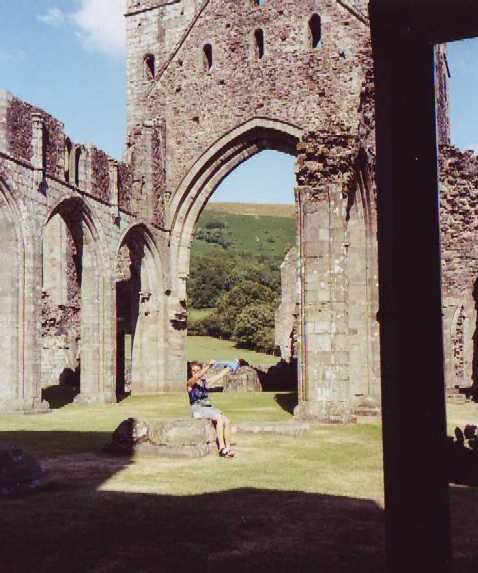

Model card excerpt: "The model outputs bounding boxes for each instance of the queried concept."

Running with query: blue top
[189,378,208,405]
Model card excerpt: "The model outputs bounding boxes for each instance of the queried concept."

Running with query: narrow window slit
[309,14,322,49]
[255,29,265,59]
[203,44,213,72]
[144,54,155,80]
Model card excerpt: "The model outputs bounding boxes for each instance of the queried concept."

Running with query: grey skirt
[191,403,222,420]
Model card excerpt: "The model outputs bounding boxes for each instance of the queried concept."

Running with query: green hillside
[191,206,296,262]
[206,202,295,219]
[187,203,297,354]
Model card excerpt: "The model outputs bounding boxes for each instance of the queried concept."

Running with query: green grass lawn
[187,335,280,367]
[188,307,216,323]
[0,397,477,572]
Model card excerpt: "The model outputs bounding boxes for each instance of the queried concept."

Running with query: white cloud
[72,0,127,58]
[38,7,66,27]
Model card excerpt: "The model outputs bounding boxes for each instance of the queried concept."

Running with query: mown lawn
[188,307,216,323]
[187,335,280,367]
[0,396,477,572]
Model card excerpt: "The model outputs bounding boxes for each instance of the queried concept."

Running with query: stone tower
[126,0,202,134]
[0,0,470,418]
[125,0,381,420]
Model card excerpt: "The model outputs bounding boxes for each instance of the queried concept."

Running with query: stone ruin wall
[0,0,472,413]
[275,247,298,362]
[0,88,157,402]
[126,0,373,194]
[440,146,478,391]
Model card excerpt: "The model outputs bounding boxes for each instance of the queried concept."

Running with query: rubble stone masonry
[0,1,471,416]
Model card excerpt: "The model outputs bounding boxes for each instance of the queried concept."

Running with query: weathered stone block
[105,417,216,458]
[222,367,262,393]
[236,421,310,437]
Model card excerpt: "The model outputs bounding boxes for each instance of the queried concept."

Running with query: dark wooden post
[370,4,452,572]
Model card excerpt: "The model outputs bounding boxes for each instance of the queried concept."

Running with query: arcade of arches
[0,0,475,417]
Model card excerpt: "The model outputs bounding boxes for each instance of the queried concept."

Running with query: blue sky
[0,2,476,204]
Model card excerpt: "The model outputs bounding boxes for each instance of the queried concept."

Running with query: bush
[215,280,278,339]
[187,318,209,336]
[205,220,225,230]
[187,256,235,308]
[232,303,276,350]
[254,327,278,354]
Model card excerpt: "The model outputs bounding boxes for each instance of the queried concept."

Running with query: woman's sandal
[219,448,235,458]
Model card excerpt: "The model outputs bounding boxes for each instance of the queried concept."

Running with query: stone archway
[165,118,301,390]
[0,178,46,413]
[42,197,113,404]
[115,223,165,396]
[163,121,377,419]
[0,182,25,410]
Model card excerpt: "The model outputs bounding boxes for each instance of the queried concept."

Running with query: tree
[187,255,234,308]
[215,280,278,338]
[232,303,276,350]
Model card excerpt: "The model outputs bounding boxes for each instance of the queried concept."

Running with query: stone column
[74,242,116,405]
[99,271,117,403]
[0,216,48,414]
[294,133,358,423]
[164,275,188,392]
[295,186,353,422]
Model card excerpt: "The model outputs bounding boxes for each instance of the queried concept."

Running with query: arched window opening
[186,150,299,391]
[308,14,322,49]
[254,29,265,59]
[203,43,213,72]
[64,138,72,183]
[144,54,155,80]
[74,147,83,187]
[116,227,162,398]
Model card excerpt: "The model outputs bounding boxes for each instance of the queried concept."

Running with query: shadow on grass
[1,431,477,573]
[450,486,478,573]
[274,392,298,415]
[41,384,79,409]
[0,429,386,573]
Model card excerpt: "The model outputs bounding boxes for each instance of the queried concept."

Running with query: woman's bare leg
[223,416,232,450]
[214,417,226,450]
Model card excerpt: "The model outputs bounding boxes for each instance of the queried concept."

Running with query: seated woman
[187,360,235,458]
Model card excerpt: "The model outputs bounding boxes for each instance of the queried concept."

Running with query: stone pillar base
[294,400,357,424]
[73,391,116,405]
[0,398,50,415]
[351,395,381,417]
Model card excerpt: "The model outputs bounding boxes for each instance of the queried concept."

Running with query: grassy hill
[206,201,295,219]
[191,204,296,262]
[187,203,297,354]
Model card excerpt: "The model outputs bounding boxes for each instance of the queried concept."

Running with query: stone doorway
[115,225,164,397]
[42,198,107,404]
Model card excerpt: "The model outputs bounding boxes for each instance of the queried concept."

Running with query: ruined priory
[0,0,475,420]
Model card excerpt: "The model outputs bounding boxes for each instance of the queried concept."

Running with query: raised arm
[186,361,215,391]
[206,367,231,388]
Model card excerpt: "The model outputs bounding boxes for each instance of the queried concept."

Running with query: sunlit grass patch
[187,335,279,367]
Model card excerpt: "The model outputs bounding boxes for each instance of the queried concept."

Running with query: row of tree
[188,214,294,354]
[188,280,279,354]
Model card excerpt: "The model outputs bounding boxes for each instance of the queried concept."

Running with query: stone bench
[234,421,310,437]
[105,417,217,459]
